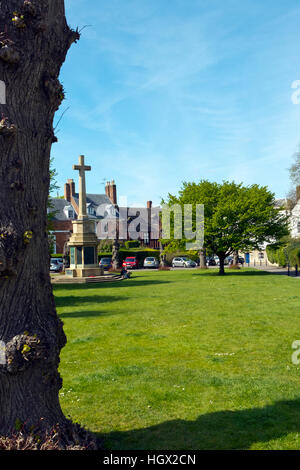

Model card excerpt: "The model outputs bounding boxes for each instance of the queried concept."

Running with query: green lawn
[54,269,300,450]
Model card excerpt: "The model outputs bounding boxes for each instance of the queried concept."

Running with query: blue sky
[51,0,300,206]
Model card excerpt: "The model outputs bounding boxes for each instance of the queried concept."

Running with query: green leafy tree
[48,158,60,253]
[163,181,289,275]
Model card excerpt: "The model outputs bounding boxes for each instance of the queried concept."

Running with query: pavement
[245,264,300,277]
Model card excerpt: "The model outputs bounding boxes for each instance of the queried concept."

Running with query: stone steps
[51,274,123,284]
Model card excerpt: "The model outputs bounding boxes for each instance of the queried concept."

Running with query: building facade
[50,179,160,254]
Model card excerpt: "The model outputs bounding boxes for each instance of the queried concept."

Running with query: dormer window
[87,204,95,216]
[64,205,74,219]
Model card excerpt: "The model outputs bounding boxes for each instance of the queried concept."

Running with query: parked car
[122,256,139,269]
[50,259,63,272]
[144,257,159,269]
[207,257,216,266]
[99,257,112,270]
[172,257,197,268]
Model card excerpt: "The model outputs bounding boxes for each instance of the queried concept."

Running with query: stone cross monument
[73,155,91,219]
[66,155,103,278]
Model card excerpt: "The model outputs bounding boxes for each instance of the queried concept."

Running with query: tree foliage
[163,180,289,274]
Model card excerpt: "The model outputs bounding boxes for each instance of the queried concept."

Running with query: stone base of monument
[65,267,104,278]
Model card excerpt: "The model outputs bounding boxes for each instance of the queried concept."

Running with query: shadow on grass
[55,295,124,308]
[59,310,120,319]
[194,269,272,277]
[53,279,171,292]
[103,398,300,450]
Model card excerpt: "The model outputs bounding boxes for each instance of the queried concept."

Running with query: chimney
[147,201,152,209]
[297,186,300,202]
[105,180,117,205]
[64,179,75,202]
[110,180,117,205]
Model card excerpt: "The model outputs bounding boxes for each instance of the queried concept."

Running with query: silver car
[144,257,159,269]
[50,259,62,272]
[172,257,197,268]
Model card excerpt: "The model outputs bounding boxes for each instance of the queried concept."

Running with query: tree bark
[159,241,166,267]
[112,239,121,269]
[0,0,86,442]
[218,253,226,276]
[199,248,207,269]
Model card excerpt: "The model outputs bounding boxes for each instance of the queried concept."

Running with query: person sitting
[120,267,130,279]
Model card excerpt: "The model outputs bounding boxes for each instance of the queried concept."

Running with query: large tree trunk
[0,0,92,445]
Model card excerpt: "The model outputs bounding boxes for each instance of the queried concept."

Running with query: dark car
[122,257,139,269]
[99,257,112,270]
[207,258,216,266]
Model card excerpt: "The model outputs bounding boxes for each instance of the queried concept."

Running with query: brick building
[50,179,160,254]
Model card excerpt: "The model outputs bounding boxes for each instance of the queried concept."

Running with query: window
[68,210,74,218]
[297,221,300,233]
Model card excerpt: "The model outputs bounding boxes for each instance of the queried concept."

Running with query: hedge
[124,240,141,249]
[266,239,300,267]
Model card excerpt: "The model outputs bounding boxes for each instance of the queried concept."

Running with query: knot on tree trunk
[6,333,50,374]
[43,75,65,111]
[68,28,80,46]
[0,42,20,64]
[0,225,33,279]
[0,225,20,278]
[0,116,17,137]
[12,1,46,32]
[23,1,37,17]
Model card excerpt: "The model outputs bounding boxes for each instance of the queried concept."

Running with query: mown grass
[54,268,300,450]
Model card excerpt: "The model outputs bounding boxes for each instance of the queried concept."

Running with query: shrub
[288,247,300,266]
[277,247,288,267]
[266,245,278,264]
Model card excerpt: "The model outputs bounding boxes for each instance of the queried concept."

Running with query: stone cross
[73,155,91,219]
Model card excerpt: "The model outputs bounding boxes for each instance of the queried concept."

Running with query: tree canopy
[162,180,289,274]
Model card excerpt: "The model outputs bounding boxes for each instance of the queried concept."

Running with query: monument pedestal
[66,217,103,278]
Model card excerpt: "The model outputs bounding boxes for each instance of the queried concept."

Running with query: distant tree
[163,181,289,275]
[289,144,300,186]
[48,158,59,224]
[287,144,300,208]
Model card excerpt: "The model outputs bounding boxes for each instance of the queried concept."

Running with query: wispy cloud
[54,0,300,204]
